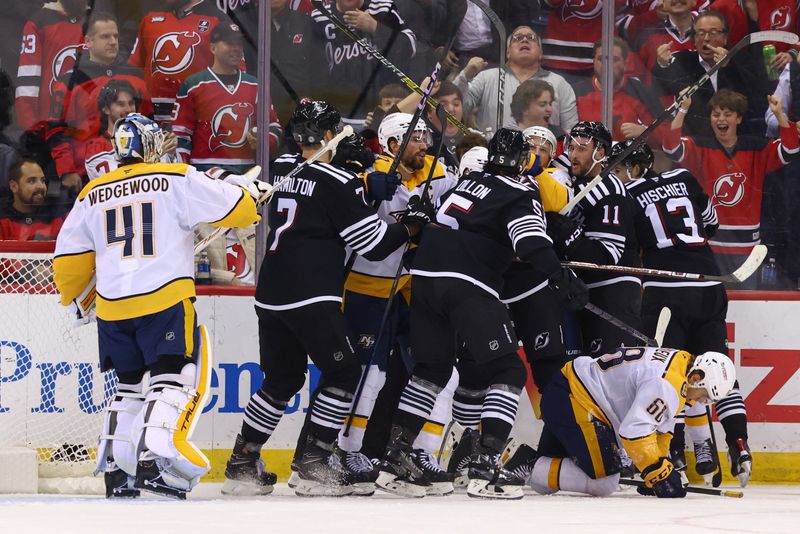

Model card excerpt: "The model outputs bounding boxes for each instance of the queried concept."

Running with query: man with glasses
[454,25,578,136]
[652,10,768,137]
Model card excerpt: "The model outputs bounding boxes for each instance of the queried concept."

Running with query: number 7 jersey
[563,347,692,470]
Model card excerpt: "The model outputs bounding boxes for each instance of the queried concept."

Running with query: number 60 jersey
[563,346,692,470]
[54,163,259,321]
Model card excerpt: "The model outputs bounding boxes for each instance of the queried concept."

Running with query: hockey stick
[312,0,470,135]
[467,0,506,133]
[654,307,671,347]
[584,303,657,347]
[342,104,450,437]
[618,478,743,498]
[558,30,799,216]
[564,244,767,284]
[707,407,723,487]
[194,126,353,254]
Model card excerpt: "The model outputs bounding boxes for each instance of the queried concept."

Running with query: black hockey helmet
[331,132,376,172]
[487,127,530,175]
[609,139,654,176]
[290,99,341,144]
[568,121,613,154]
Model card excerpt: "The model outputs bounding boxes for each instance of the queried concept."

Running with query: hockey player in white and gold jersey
[53,113,260,500]
[521,347,736,498]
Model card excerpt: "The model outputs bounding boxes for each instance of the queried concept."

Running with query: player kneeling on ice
[53,113,262,499]
[504,347,735,498]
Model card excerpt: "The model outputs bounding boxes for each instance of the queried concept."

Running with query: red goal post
[0,240,115,494]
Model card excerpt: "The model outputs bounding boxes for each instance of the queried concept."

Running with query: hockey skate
[693,438,718,485]
[417,451,454,496]
[104,466,140,498]
[134,454,189,500]
[668,444,689,486]
[295,437,354,497]
[727,438,752,487]
[222,436,277,496]
[466,444,524,500]
[333,445,378,496]
[500,441,538,486]
[376,427,431,498]
[446,427,479,490]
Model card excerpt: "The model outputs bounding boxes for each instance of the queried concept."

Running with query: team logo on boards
[152,32,202,75]
[210,102,255,151]
[713,172,746,207]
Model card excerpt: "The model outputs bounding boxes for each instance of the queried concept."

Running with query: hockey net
[0,241,117,493]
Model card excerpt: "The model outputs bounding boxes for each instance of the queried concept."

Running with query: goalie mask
[377,112,432,155]
[113,113,166,164]
[290,99,342,145]
[487,128,529,176]
[688,352,736,402]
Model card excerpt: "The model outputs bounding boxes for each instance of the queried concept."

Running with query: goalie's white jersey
[563,347,692,467]
[54,162,258,321]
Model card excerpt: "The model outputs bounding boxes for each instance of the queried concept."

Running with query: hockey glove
[366,170,402,202]
[400,195,436,227]
[218,166,272,201]
[639,458,686,498]
[525,154,542,179]
[547,267,589,311]
[546,212,583,256]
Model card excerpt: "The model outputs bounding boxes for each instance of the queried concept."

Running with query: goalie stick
[618,478,743,498]
[564,244,767,284]
[312,0,470,135]
[194,126,354,254]
[559,30,799,216]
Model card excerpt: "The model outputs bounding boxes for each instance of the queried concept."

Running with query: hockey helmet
[609,139,654,177]
[377,112,431,155]
[290,99,342,144]
[487,128,530,175]
[567,121,612,154]
[458,146,488,177]
[688,352,736,402]
[331,132,376,172]
[113,113,165,164]
[522,126,557,157]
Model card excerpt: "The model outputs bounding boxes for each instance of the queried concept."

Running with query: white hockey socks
[338,365,386,452]
[684,401,712,444]
[413,368,458,453]
[530,456,619,497]
[96,377,146,477]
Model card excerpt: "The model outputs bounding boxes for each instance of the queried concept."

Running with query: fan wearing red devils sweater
[310,0,417,120]
[15,0,87,133]
[710,0,797,58]
[128,0,238,121]
[663,89,799,283]
[46,12,151,194]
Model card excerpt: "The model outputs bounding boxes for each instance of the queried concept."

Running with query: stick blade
[655,307,671,347]
[242,165,262,181]
[747,30,800,46]
[731,244,768,282]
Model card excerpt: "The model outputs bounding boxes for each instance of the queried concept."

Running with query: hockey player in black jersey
[222,100,430,497]
[546,121,642,356]
[376,128,588,499]
[613,140,752,487]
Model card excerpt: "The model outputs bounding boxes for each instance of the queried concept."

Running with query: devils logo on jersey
[50,44,85,95]
[770,7,792,30]
[210,102,254,151]
[713,172,747,207]
[561,0,603,22]
[152,32,202,75]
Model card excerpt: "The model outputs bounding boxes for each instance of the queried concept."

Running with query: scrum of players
[53,99,752,501]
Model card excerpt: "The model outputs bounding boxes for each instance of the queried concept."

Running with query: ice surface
[1,484,799,534]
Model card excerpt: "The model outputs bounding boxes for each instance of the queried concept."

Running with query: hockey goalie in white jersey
[53,113,261,499]
[504,347,736,498]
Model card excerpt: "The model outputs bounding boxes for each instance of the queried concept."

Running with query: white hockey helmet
[523,126,557,157]
[458,146,488,177]
[688,351,736,401]
[377,112,430,155]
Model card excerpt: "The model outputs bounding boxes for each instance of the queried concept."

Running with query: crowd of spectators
[0,0,798,289]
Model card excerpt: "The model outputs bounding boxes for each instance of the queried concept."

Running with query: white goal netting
[0,241,117,492]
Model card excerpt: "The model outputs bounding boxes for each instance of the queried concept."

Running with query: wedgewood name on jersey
[86,177,170,206]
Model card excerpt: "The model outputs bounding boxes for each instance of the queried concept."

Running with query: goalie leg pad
[135,325,213,490]
[96,377,147,477]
